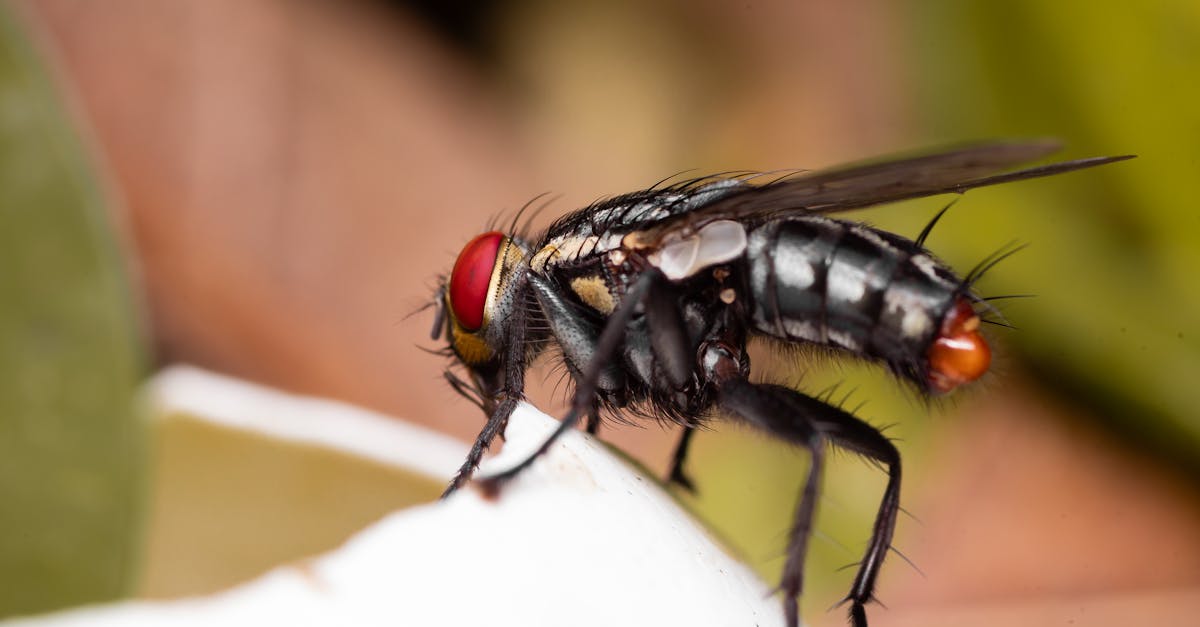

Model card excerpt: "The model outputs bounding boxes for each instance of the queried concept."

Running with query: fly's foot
[473,469,518,502]
[473,455,532,501]
[439,478,464,499]
[473,476,505,502]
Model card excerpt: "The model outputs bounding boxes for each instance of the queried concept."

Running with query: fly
[426,140,1132,627]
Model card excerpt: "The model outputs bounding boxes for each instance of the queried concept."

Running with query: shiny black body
[528,208,963,419]
[433,142,1131,627]
[745,216,962,384]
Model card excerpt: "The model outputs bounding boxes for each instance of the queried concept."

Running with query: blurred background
[1,0,1198,625]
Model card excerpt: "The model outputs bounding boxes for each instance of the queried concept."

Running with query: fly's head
[925,296,991,394]
[435,231,530,398]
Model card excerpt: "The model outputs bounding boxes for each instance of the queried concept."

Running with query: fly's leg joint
[700,341,742,385]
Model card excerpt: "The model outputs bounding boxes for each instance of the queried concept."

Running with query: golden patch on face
[449,319,494,365]
[569,275,616,314]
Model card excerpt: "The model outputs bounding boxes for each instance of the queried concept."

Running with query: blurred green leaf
[909,0,1200,472]
[0,6,146,617]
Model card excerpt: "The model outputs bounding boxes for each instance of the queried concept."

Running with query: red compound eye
[449,232,505,331]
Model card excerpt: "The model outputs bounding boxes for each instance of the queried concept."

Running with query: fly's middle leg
[666,425,698,491]
[646,279,758,492]
[441,295,531,498]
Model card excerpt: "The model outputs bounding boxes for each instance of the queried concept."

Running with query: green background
[0,5,146,616]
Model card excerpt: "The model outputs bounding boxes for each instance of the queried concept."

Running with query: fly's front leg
[528,273,627,438]
[477,268,664,493]
[441,397,518,498]
[643,279,691,389]
[441,297,530,499]
[528,273,627,398]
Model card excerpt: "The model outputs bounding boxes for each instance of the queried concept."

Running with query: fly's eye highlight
[449,231,505,331]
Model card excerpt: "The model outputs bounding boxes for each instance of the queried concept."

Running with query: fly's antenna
[915,198,959,247]
[412,284,446,339]
[429,295,446,340]
[963,240,1028,288]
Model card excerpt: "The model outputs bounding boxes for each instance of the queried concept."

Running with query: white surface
[5,392,786,627]
[143,365,468,479]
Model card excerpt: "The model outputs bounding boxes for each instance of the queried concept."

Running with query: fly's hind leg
[717,377,901,627]
[717,379,826,627]
[811,399,901,627]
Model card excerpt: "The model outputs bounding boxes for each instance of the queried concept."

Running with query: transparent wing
[629,140,1133,246]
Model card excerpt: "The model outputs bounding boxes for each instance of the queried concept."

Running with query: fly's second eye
[448,231,505,331]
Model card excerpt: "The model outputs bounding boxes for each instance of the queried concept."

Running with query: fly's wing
[630,140,1133,247]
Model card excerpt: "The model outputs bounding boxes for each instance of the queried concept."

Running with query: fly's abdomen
[744,216,960,369]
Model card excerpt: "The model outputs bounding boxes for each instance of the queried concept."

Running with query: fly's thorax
[445,232,530,367]
[532,216,750,317]
[744,216,981,390]
[528,233,625,317]
[529,179,753,307]
[529,231,625,274]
